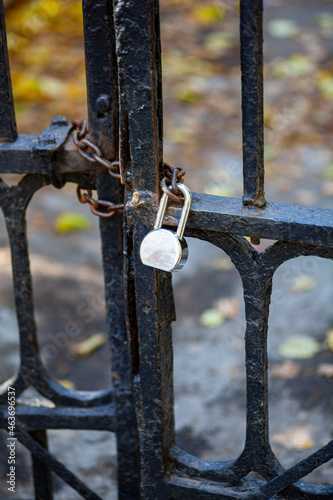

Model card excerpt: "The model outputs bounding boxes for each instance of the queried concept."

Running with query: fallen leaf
[214,297,240,319]
[204,32,233,54]
[204,182,235,197]
[271,54,312,78]
[326,329,333,351]
[191,5,225,27]
[57,379,75,389]
[199,308,225,328]
[278,335,321,360]
[290,274,317,293]
[267,19,299,39]
[55,212,92,233]
[300,440,315,450]
[166,128,193,145]
[72,333,107,357]
[317,363,333,378]
[173,84,203,103]
[322,164,333,180]
[317,71,333,98]
[316,12,333,30]
[270,360,301,379]
[273,426,315,450]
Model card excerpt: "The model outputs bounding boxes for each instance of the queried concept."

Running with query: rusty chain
[161,162,187,204]
[73,120,187,216]
[72,119,121,179]
[73,119,124,218]
[76,186,124,218]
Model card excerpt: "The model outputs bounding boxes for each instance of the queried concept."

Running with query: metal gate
[0,1,332,499]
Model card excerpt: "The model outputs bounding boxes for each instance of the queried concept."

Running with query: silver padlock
[140,183,192,272]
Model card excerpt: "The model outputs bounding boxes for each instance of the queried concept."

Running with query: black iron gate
[0,1,332,499]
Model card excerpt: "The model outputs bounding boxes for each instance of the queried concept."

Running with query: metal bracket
[33,116,73,155]
[33,116,73,188]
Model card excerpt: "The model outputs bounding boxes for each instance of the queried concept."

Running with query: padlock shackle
[154,183,192,241]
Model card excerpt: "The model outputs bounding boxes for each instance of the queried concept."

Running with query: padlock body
[140,228,188,272]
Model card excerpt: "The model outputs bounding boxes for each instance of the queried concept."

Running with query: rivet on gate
[140,183,192,272]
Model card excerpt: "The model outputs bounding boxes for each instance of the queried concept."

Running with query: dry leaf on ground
[72,333,107,357]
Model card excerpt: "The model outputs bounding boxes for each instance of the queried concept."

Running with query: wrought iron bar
[0,0,17,142]
[240,0,265,208]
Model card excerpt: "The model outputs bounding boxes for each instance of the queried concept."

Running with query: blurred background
[0,0,332,498]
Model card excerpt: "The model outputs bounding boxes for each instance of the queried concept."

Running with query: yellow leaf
[326,329,333,351]
[11,72,42,101]
[300,440,315,450]
[167,128,193,145]
[317,70,333,99]
[199,308,225,328]
[290,274,316,293]
[173,84,203,103]
[271,54,312,79]
[57,379,75,389]
[55,212,92,233]
[204,32,233,53]
[214,297,240,319]
[72,333,107,358]
[204,182,235,198]
[278,335,321,360]
[191,5,226,26]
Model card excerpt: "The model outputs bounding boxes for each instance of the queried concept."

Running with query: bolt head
[51,116,68,125]
[96,95,111,112]
[38,133,56,144]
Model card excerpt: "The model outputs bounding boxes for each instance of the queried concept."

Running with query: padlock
[140,183,192,272]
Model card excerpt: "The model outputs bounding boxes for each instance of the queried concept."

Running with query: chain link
[72,119,121,179]
[73,120,188,212]
[160,162,187,204]
[73,120,124,218]
[76,186,124,218]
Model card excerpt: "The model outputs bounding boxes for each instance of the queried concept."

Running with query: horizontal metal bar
[0,404,116,430]
[128,191,333,248]
[0,134,99,174]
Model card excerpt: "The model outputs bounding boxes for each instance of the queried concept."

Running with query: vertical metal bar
[82,1,140,498]
[30,430,54,500]
[240,0,266,208]
[82,0,118,160]
[0,0,17,142]
[114,0,175,497]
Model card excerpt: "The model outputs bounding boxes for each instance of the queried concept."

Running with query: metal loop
[80,138,103,158]
[73,129,86,149]
[171,168,181,195]
[161,178,184,204]
[72,119,88,140]
[77,185,92,204]
[73,120,122,180]
[161,162,187,203]
[94,156,121,179]
[77,147,97,163]
[90,200,124,218]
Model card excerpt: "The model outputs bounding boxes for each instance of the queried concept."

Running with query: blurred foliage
[54,211,92,233]
[5,0,86,132]
[4,0,333,205]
